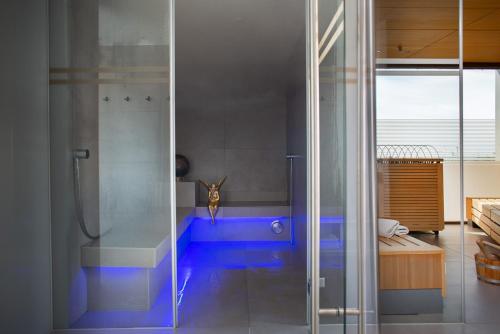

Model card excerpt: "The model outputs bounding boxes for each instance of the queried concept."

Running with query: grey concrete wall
[0,1,52,333]
[176,86,288,204]
[175,1,294,204]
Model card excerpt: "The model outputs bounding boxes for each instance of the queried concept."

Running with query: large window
[377,69,497,161]
[464,70,497,160]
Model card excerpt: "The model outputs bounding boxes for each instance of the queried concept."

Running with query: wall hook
[124,96,130,102]
[103,96,111,102]
[145,96,152,102]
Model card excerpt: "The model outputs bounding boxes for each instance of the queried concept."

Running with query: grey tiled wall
[50,0,173,327]
[176,94,288,203]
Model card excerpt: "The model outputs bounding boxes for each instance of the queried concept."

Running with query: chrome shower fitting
[72,149,100,240]
[73,149,89,160]
[271,220,284,234]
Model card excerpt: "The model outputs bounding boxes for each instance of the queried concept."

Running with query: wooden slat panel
[379,235,445,296]
[379,235,443,255]
[378,158,444,232]
[469,197,500,244]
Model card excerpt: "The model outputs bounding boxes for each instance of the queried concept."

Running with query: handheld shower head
[73,149,90,160]
[72,148,100,240]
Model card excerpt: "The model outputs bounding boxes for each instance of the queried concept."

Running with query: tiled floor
[381,223,500,326]
[380,323,499,334]
[58,225,499,334]
[68,241,310,333]
[176,241,308,333]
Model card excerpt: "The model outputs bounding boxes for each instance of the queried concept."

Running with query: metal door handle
[319,307,360,317]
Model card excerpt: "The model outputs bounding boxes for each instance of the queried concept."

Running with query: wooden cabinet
[378,158,444,233]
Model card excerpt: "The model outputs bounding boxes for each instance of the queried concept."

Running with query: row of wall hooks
[102,95,167,103]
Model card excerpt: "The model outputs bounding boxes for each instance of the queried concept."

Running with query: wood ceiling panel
[466,9,500,30]
[375,0,500,63]
[376,30,454,58]
[464,0,500,9]
[375,8,459,30]
[464,48,500,63]
[406,32,458,58]
[409,46,458,59]
[376,30,454,47]
[376,47,428,59]
[377,0,500,9]
[464,30,500,46]
[377,0,457,9]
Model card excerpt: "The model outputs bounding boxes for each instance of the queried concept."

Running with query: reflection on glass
[376,68,462,323]
[49,0,173,329]
[318,0,347,327]
[463,69,500,321]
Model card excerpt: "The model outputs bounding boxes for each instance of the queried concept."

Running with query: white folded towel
[378,218,409,238]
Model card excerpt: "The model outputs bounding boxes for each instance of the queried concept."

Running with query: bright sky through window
[376,69,497,160]
[377,70,495,120]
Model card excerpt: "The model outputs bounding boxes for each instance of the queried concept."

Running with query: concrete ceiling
[376,0,500,63]
[176,0,305,98]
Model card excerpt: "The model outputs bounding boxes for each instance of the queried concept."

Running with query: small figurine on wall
[199,176,227,224]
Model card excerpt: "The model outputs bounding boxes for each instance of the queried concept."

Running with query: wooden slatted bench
[466,197,500,244]
[379,235,446,315]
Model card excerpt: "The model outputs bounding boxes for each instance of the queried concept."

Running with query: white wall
[0,1,52,333]
[443,162,500,221]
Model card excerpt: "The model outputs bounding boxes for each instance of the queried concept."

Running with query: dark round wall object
[176,154,190,177]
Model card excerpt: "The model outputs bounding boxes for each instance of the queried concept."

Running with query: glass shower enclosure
[49,0,176,328]
[48,0,378,332]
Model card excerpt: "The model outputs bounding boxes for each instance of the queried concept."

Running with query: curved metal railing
[377,145,440,159]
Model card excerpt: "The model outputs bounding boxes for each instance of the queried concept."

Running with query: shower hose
[73,149,100,240]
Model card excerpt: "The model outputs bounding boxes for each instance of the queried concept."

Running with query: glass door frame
[169,0,178,328]
[48,0,178,329]
[374,0,466,326]
[306,0,379,333]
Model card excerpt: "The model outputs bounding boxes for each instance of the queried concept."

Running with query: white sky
[377,70,496,120]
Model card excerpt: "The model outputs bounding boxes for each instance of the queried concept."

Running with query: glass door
[49,0,176,329]
[308,0,379,333]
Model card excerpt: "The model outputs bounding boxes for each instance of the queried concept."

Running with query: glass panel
[375,68,462,323]
[173,1,309,332]
[375,0,462,323]
[318,0,347,332]
[463,69,500,322]
[49,0,174,329]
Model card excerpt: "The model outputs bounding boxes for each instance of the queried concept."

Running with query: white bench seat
[82,207,194,268]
